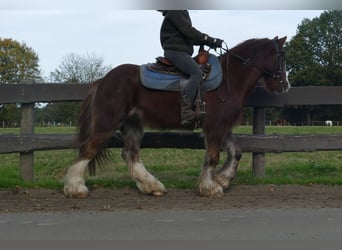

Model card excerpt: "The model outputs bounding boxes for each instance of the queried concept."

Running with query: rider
[158,10,224,128]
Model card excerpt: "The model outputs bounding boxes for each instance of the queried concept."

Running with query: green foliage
[0,38,42,126]
[0,38,42,84]
[286,10,342,86]
[283,10,342,124]
[0,104,20,127]
[36,102,81,125]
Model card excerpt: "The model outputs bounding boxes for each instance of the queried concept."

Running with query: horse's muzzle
[275,81,290,95]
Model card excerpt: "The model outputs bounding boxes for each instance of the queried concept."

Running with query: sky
[0,1,327,79]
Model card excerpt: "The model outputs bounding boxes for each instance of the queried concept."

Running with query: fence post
[252,107,265,177]
[19,80,35,181]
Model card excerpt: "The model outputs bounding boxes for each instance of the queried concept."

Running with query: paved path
[1,208,342,240]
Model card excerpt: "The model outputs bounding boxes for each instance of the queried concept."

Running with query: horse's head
[261,36,290,94]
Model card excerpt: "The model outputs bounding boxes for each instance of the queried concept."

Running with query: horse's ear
[278,36,287,47]
[273,36,278,40]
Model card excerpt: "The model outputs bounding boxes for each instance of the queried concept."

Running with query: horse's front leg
[64,158,90,198]
[215,132,242,190]
[64,132,112,198]
[121,111,167,196]
[197,135,224,198]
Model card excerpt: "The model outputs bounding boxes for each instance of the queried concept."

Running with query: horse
[63,36,290,198]
[275,118,287,126]
[325,120,333,126]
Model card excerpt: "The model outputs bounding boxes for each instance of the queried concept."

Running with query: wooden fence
[1,83,342,181]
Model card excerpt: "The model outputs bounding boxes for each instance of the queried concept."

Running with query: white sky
[0,7,324,79]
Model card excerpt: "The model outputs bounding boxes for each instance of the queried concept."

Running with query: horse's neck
[220,54,263,99]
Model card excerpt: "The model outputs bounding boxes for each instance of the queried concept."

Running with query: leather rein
[226,38,286,84]
[204,38,287,102]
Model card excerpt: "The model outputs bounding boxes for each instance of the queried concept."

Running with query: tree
[284,10,342,124]
[0,38,42,84]
[41,53,112,125]
[49,53,111,83]
[286,10,341,86]
[0,38,42,127]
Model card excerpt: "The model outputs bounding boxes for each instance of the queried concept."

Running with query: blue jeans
[164,50,203,104]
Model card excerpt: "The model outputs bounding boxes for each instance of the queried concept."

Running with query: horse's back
[96,63,141,97]
[104,63,140,80]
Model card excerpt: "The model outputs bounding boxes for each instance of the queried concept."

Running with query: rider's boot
[180,96,196,129]
[195,99,206,125]
[194,86,206,127]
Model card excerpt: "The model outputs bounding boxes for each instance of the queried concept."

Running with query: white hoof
[215,174,231,190]
[64,159,90,198]
[131,161,167,196]
[136,179,167,196]
[197,168,224,197]
[198,181,224,198]
[64,183,89,198]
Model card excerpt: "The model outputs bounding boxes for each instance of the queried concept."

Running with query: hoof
[64,184,89,198]
[198,181,224,198]
[215,174,231,190]
[151,190,165,196]
[136,179,167,196]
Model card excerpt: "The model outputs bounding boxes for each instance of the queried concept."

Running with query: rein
[210,38,286,102]
[227,39,285,81]
[215,42,231,102]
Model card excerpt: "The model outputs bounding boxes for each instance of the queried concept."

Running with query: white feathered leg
[64,159,90,198]
[121,109,166,196]
[130,159,167,196]
[216,134,241,190]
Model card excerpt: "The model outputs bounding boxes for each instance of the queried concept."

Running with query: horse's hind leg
[215,132,242,190]
[121,110,167,196]
[64,132,112,198]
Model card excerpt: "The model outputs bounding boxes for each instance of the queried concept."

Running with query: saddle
[140,53,222,92]
[147,47,212,79]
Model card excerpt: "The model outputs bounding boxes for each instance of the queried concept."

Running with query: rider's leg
[164,50,203,128]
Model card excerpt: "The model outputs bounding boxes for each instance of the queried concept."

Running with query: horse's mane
[229,38,270,54]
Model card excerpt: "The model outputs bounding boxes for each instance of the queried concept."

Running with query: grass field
[0,126,342,189]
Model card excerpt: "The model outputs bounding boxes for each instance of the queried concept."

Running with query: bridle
[212,38,288,102]
[227,38,287,85]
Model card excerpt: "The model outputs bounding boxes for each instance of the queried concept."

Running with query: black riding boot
[180,96,196,129]
[195,98,206,124]
[191,85,206,127]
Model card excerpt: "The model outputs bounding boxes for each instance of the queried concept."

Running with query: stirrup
[181,119,196,130]
[193,99,206,128]
[195,99,206,116]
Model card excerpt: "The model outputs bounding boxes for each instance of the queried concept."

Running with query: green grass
[0,126,341,189]
[0,126,76,134]
[232,125,342,135]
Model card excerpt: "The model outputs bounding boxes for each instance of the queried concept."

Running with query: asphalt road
[1,208,342,240]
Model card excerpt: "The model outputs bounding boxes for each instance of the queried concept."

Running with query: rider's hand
[212,38,224,48]
[206,36,224,49]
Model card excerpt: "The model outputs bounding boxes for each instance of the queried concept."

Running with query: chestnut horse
[64,36,290,198]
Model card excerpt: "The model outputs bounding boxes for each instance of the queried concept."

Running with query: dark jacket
[160,10,209,55]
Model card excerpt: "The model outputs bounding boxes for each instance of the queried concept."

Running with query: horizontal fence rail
[1,83,342,105]
[1,133,342,154]
[1,83,342,181]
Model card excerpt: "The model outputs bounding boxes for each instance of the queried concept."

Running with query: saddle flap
[194,48,210,65]
[156,57,173,66]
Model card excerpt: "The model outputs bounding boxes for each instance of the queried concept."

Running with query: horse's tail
[77,79,111,175]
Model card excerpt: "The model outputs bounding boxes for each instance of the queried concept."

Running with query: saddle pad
[140,54,222,91]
